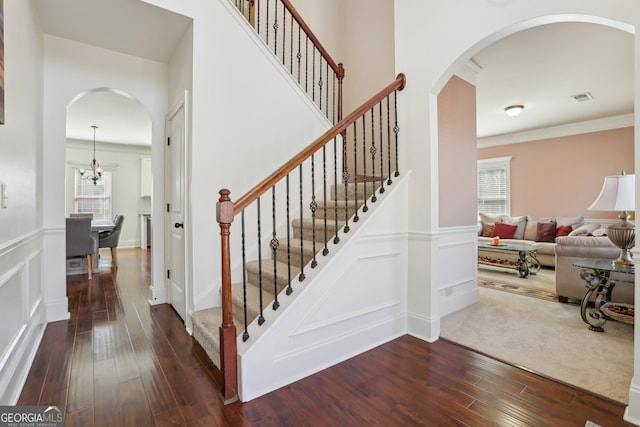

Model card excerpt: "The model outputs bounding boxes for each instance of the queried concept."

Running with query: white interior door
[166,100,187,321]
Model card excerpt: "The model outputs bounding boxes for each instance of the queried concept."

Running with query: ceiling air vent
[571,92,593,102]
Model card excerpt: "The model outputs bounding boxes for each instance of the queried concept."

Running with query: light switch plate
[1,184,7,208]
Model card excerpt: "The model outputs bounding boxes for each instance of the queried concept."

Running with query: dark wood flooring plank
[120,378,154,427]
[93,359,121,427]
[66,331,94,413]
[65,407,94,427]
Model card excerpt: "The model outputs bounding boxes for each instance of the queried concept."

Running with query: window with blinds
[477,157,511,216]
[74,171,113,221]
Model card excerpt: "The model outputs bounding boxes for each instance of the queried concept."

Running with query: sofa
[477,213,598,268]
[477,213,634,305]
[555,235,634,304]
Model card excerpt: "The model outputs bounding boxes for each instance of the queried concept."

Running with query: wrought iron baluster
[394,90,400,177]
[285,175,293,295]
[312,48,316,102]
[272,0,278,55]
[298,164,305,281]
[378,102,385,194]
[281,3,286,65]
[297,27,301,83]
[352,121,359,223]
[305,36,309,93]
[256,0,261,35]
[241,210,249,341]
[265,0,269,46]
[386,95,392,185]
[342,128,350,234]
[333,136,340,244]
[361,114,369,212]
[289,14,293,74]
[256,198,265,325]
[322,145,329,256]
[325,63,329,118]
[318,55,323,112]
[332,73,336,124]
[310,154,318,268]
[270,186,280,310]
[370,107,377,203]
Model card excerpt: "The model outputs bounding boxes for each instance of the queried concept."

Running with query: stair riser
[332,182,380,200]
[293,225,341,241]
[246,269,292,294]
[315,205,358,220]
[274,246,316,268]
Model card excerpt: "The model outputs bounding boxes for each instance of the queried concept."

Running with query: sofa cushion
[481,222,495,237]
[503,215,527,240]
[555,215,584,228]
[524,216,553,241]
[555,225,573,238]
[536,222,557,242]
[491,222,518,239]
[569,223,601,236]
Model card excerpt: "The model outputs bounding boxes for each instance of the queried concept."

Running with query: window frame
[73,170,113,221]
[477,156,512,217]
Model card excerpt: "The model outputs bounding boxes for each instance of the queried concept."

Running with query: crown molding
[477,113,634,148]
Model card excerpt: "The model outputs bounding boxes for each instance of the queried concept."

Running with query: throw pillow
[555,215,584,228]
[555,225,573,238]
[491,222,518,239]
[481,222,494,237]
[536,222,557,242]
[524,216,553,241]
[503,215,527,240]
[479,212,504,225]
[568,223,601,236]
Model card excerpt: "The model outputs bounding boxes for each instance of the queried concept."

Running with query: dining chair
[99,214,125,267]
[70,213,94,219]
[66,217,96,280]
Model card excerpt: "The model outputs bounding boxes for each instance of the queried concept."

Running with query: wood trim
[233,73,406,214]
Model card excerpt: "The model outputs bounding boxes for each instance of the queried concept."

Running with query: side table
[573,258,635,332]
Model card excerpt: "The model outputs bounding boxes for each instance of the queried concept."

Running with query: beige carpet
[440,286,634,404]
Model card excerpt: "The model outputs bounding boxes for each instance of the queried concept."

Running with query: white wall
[0,1,48,405]
[42,35,169,317]
[394,0,640,422]
[65,141,152,247]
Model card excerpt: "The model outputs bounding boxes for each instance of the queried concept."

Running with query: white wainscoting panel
[0,231,47,404]
[237,174,410,402]
[437,226,479,317]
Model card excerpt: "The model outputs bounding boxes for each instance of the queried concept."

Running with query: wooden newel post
[337,63,345,124]
[216,189,238,403]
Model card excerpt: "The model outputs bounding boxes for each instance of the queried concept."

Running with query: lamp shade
[588,173,635,212]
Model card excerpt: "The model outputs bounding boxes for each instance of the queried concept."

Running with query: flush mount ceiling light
[504,105,524,117]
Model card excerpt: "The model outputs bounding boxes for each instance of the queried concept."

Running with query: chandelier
[79,125,103,185]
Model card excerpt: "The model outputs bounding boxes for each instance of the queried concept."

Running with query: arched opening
[435,18,635,405]
[64,88,153,273]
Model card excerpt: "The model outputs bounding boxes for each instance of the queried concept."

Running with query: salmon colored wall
[438,76,478,227]
[478,127,634,220]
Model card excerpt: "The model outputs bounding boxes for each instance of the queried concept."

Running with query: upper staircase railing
[231,0,345,123]
[216,73,406,401]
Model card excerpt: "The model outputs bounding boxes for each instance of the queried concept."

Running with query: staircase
[188,0,406,402]
[191,180,377,369]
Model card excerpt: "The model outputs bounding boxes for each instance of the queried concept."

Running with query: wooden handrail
[280,0,344,78]
[233,73,405,214]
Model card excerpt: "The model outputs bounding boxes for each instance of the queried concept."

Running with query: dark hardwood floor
[18,248,634,426]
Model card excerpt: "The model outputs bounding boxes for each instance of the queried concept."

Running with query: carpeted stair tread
[231,282,273,326]
[246,259,299,292]
[274,238,317,268]
[191,307,222,369]
[291,217,344,240]
[315,199,361,219]
[332,182,381,200]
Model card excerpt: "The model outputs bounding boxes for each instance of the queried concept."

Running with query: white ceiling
[34,2,634,145]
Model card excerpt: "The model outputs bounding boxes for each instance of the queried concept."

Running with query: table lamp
[588,171,635,269]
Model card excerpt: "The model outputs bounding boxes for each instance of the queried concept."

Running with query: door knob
[174,222,184,228]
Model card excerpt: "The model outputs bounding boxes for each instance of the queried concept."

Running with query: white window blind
[74,171,113,221]
[477,157,511,216]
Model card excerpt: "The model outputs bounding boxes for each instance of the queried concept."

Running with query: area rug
[440,287,634,404]
[478,266,558,301]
